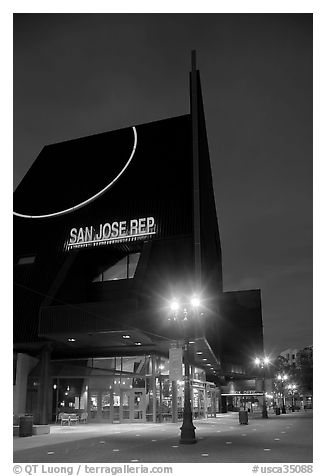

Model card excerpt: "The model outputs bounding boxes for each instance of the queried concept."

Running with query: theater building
[13,55,264,424]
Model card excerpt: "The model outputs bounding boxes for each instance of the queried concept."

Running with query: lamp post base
[179,421,197,444]
[281,406,286,414]
[262,409,268,418]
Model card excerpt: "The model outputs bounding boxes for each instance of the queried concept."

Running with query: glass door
[131,389,146,422]
[89,388,145,423]
[90,393,99,420]
[90,391,114,421]
[113,394,120,422]
[198,388,205,418]
[101,392,112,421]
[192,388,206,419]
[120,390,131,422]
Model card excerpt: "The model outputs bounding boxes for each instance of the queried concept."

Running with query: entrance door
[90,392,100,420]
[206,388,218,417]
[193,388,205,419]
[198,389,206,418]
[131,389,146,422]
[101,392,113,422]
[89,389,145,423]
[120,390,131,422]
[118,389,145,422]
[90,391,114,422]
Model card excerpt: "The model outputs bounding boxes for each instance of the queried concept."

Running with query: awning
[221,393,263,396]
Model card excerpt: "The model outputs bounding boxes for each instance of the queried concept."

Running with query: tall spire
[191,49,197,71]
[190,50,201,289]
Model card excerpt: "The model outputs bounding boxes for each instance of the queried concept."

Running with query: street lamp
[169,295,201,444]
[287,384,297,412]
[254,356,270,418]
[277,373,288,413]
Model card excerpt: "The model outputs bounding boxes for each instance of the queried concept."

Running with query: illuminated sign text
[65,217,156,250]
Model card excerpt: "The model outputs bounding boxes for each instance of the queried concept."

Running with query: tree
[271,348,313,406]
[296,347,313,395]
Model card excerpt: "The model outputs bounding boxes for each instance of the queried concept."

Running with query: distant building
[279,348,300,366]
[279,345,312,368]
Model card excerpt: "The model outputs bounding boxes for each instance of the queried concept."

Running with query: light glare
[170,300,180,312]
[190,296,200,307]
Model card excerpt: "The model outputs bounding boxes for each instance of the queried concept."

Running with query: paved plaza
[13,410,313,463]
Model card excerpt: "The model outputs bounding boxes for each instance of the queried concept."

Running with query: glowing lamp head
[263,357,270,365]
[254,358,261,366]
[284,374,288,380]
[277,374,282,380]
[170,300,180,312]
[190,296,201,308]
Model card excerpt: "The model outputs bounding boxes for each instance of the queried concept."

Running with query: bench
[58,413,79,426]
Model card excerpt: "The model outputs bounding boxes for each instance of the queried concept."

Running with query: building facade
[279,348,300,366]
[13,56,264,424]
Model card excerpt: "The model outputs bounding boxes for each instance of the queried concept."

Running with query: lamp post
[287,384,297,412]
[169,295,200,444]
[277,373,288,413]
[254,356,270,419]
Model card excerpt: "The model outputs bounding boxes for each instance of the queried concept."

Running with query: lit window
[92,253,141,282]
[103,256,128,281]
[17,255,36,265]
[128,253,140,278]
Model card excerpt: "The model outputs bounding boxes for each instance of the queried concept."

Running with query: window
[128,253,140,278]
[93,253,141,282]
[103,256,128,281]
[17,255,36,265]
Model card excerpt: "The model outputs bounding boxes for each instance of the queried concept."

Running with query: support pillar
[203,386,208,418]
[158,371,163,423]
[212,390,217,417]
[172,380,178,423]
[151,356,157,423]
[86,383,92,421]
[109,390,114,423]
[36,344,52,425]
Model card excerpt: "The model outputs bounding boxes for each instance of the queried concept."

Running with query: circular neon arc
[13,127,137,219]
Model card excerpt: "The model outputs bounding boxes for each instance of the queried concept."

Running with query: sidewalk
[14,421,160,452]
[13,411,313,463]
[12,411,300,452]
[14,412,234,452]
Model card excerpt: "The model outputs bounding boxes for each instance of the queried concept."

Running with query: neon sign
[65,217,156,251]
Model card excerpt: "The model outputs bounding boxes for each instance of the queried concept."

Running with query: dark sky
[13,13,312,356]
